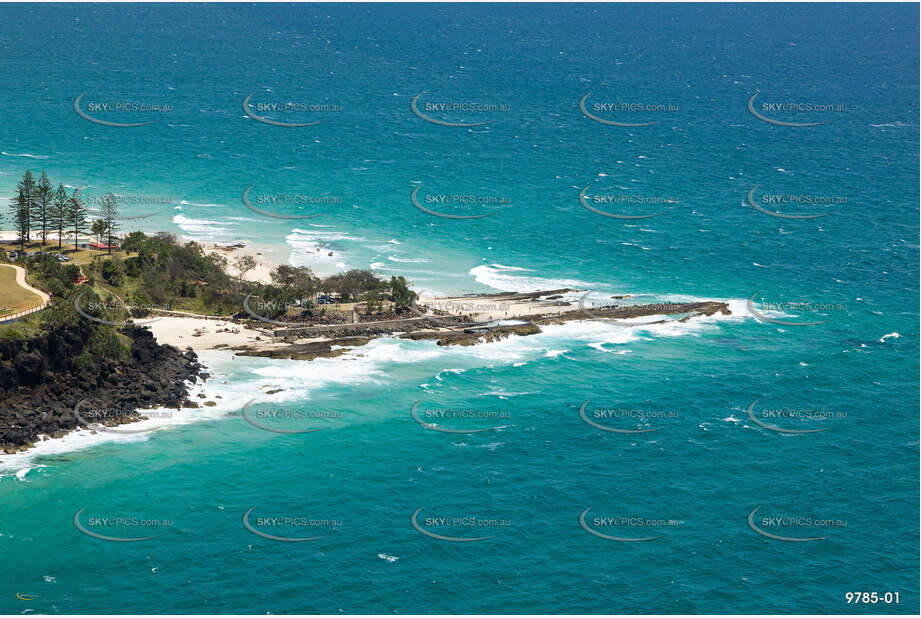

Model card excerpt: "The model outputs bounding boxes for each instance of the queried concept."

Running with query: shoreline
[1,225,738,463]
[145,288,734,357]
[0,324,205,457]
[202,242,278,285]
[0,289,736,465]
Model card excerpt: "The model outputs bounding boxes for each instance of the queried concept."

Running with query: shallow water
[0,2,918,614]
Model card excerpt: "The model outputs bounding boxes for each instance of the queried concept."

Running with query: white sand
[416,294,577,322]
[204,244,277,285]
[144,316,278,351]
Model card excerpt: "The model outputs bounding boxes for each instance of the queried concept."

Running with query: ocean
[0,2,918,614]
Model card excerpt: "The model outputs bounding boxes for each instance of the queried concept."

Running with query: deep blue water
[0,3,918,614]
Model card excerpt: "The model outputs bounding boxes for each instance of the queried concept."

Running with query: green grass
[0,239,128,266]
[0,310,41,338]
[0,265,44,315]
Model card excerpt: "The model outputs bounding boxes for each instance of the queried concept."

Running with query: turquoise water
[0,3,918,614]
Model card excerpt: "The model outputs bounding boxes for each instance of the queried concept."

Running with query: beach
[203,243,277,285]
[0,3,917,613]
[143,316,277,350]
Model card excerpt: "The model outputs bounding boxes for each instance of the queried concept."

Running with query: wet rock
[0,324,203,452]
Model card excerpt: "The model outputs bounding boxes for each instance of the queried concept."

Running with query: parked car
[56,254,70,262]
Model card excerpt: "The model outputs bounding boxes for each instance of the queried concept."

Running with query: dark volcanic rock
[0,324,204,454]
[235,336,373,361]
[401,324,542,346]
[236,340,348,361]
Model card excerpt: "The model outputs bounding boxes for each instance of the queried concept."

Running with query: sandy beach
[145,316,278,350]
[145,289,589,352]
[203,243,277,285]
[416,291,581,322]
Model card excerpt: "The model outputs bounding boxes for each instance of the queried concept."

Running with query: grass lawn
[0,265,44,316]
[0,239,128,266]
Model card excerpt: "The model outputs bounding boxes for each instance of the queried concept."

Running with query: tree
[324,269,383,302]
[364,288,379,315]
[121,230,147,254]
[233,254,257,286]
[100,258,124,286]
[65,189,88,250]
[9,171,35,249]
[9,189,30,251]
[389,275,417,310]
[52,184,68,249]
[32,171,53,246]
[15,171,35,242]
[208,251,229,275]
[100,193,119,255]
[270,264,318,293]
[91,219,107,246]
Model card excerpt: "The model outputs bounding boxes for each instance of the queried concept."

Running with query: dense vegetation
[4,230,419,341]
[3,166,421,340]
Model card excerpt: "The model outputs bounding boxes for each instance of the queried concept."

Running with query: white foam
[172,212,242,244]
[388,255,428,263]
[286,227,361,274]
[178,200,228,209]
[0,372,246,475]
[470,264,593,292]
[1,151,49,159]
[0,295,760,470]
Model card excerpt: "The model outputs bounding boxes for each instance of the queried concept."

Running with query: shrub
[100,259,124,286]
[124,257,142,277]
[88,326,129,360]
